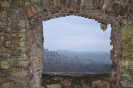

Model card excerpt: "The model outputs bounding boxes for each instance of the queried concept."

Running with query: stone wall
[120,18,133,87]
[0,0,133,88]
[41,73,111,88]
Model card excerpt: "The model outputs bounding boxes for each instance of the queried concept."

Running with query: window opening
[42,16,112,73]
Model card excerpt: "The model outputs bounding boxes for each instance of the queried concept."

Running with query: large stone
[1,53,10,59]
[17,20,27,28]
[1,1,11,7]
[24,2,30,7]
[19,60,29,67]
[122,51,132,57]
[1,61,9,69]
[5,27,11,33]
[11,68,28,78]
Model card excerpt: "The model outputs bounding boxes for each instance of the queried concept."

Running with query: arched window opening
[42,16,112,73]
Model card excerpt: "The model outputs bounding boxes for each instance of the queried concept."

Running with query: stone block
[46,84,62,88]
[10,37,19,41]
[11,52,21,57]
[60,0,66,7]
[20,8,29,19]
[92,80,110,88]
[130,39,133,45]
[53,0,60,7]
[122,51,132,57]
[11,33,17,37]
[120,81,133,87]
[24,2,30,7]
[120,60,133,67]
[17,47,27,52]
[19,41,27,47]
[0,82,14,88]
[11,68,28,78]
[0,11,8,17]
[21,6,36,19]
[0,36,4,41]
[31,0,41,3]
[19,33,27,37]
[19,60,29,67]
[1,61,9,69]
[34,4,43,13]
[17,20,26,28]
[4,27,11,33]
[6,41,11,48]
[30,5,37,15]
[1,53,10,59]
[1,1,11,8]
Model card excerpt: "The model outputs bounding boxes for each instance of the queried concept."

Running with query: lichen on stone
[100,23,107,31]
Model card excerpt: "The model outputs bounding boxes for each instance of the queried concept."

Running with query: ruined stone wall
[0,0,133,88]
[119,18,133,87]
[41,73,111,88]
[0,1,30,88]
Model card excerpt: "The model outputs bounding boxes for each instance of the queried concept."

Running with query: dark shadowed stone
[40,0,45,10]
[112,3,119,12]
[1,53,10,59]
[10,37,19,41]
[11,52,21,56]
[16,10,24,19]
[1,69,12,73]
[8,78,17,82]
[8,0,17,4]
[3,33,9,36]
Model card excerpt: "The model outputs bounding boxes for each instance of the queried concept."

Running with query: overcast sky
[43,16,112,52]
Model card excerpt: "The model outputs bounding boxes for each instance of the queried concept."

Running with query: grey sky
[43,16,112,52]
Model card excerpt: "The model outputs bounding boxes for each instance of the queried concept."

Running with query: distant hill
[43,49,112,73]
[55,50,111,63]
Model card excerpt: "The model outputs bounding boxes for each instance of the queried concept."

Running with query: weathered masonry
[0,0,133,88]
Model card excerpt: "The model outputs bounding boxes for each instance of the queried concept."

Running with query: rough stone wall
[0,1,30,88]
[120,18,133,87]
[41,73,111,88]
[0,0,133,88]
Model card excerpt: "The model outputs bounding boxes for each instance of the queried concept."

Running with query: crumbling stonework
[0,0,133,88]
[41,73,111,88]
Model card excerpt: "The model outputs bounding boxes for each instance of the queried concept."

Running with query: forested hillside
[55,50,111,63]
[43,49,112,73]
